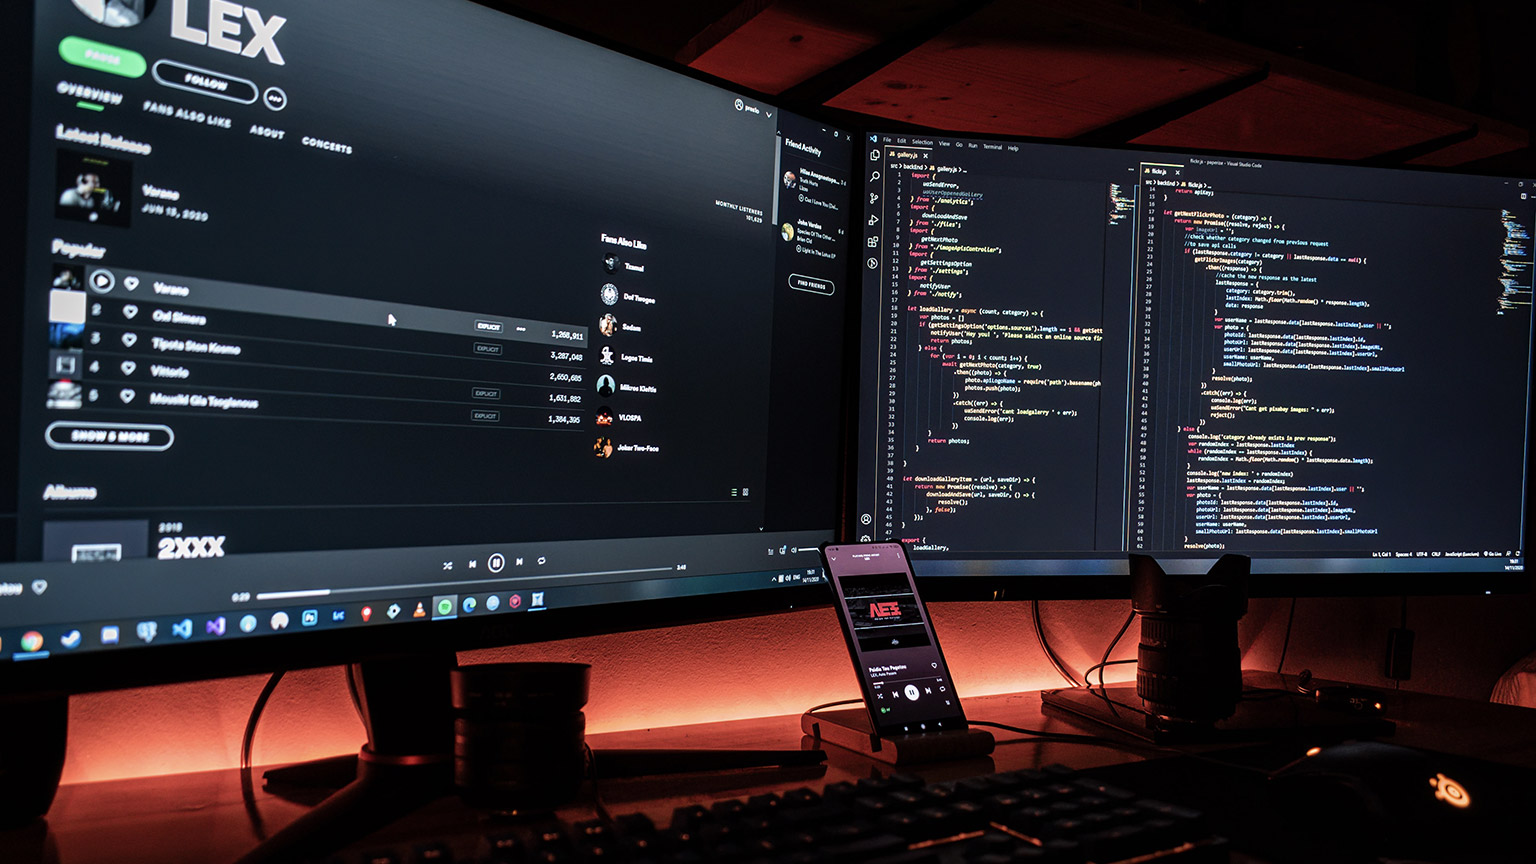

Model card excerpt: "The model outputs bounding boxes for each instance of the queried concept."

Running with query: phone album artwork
[842,574,929,651]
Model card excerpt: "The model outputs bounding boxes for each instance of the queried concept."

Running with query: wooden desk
[15,676,1536,864]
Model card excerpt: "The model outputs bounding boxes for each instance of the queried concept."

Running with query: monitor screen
[857,131,1533,595]
[0,0,853,689]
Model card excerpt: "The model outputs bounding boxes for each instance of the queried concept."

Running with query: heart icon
[124,276,140,290]
[31,580,47,595]
[122,332,137,348]
[123,304,138,319]
[120,388,136,404]
[121,361,137,376]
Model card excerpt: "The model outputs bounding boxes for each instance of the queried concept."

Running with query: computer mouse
[1266,741,1526,863]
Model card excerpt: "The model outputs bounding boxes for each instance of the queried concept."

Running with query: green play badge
[59,36,147,78]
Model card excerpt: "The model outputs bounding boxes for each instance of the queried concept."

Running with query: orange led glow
[1305,746,1322,757]
[1429,773,1471,809]
[58,600,1161,785]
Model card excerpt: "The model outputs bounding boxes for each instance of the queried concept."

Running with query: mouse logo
[1429,773,1470,809]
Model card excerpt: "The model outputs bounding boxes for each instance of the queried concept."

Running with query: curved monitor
[0,0,853,693]
[856,130,1533,597]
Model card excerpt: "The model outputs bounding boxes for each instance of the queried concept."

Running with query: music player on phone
[821,541,967,737]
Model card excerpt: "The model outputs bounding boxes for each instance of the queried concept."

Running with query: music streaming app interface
[827,546,962,731]
[12,0,851,633]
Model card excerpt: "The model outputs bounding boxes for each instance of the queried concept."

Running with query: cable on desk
[966,719,1155,752]
[240,669,286,840]
[803,698,863,715]
[1237,687,1294,701]
[1275,596,1297,677]
[1085,609,1136,689]
[1082,659,1136,689]
[979,715,1282,779]
[805,697,1282,780]
[1032,600,1080,687]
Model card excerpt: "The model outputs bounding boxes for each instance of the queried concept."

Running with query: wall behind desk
[59,593,1536,785]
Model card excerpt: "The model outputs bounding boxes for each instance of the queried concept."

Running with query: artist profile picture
[599,345,615,366]
[70,0,154,28]
[595,408,613,426]
[593,436,614,459]
[603,253,620,273]
[598,313,618,337]
[47,379,84,410]
[50,322,85,350]
[783,170,796,188]
[600,283,619,306]
[595,374,616,397]
[53,264,83,290]
[59,173,121,221]
[781,223,795,242]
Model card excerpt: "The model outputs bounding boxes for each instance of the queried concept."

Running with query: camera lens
[451,662,591,808]
[1131,554,1248,723]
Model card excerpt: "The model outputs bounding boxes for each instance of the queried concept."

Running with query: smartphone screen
[822,542,967,737]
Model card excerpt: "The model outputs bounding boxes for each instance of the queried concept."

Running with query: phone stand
[801,708,994,765]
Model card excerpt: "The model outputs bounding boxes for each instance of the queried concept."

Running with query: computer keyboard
[340,763,1229,863]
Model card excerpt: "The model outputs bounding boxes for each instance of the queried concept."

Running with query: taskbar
[1,561,829,664]
[0,529,835,661]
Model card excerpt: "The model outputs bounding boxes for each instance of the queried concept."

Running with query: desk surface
[16,674,1536,864]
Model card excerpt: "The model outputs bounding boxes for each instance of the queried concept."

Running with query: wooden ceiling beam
[675,0,777,66]
[775,0,993,107]
[1363,124,1480,166]
[1073,62,1270,146]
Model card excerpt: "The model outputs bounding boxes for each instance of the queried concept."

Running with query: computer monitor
[0,0,854,697]
[856,130,1533,598]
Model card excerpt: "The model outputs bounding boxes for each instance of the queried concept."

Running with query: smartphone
[821,541,967,737]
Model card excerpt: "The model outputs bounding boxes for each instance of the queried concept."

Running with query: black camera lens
[451,662,591,809]
[1131,554,1249,723]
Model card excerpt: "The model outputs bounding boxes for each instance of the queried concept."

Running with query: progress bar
[254,566,675,602]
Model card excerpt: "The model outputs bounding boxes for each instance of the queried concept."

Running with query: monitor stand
[1041,683,1395,745]
[235,653,457,864]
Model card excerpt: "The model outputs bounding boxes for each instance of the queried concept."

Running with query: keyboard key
[411,842,452,862]
[484,832,524,863]
[781,787,821,808]
[744,792,783,813]
[823,832,907,861]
